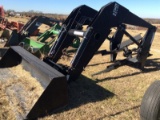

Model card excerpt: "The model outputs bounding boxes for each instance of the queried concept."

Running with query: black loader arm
[19,15,60,37]
[47,5,98,62]
[68,2,156,80]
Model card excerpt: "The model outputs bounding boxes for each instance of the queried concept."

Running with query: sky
[0,0,160,18]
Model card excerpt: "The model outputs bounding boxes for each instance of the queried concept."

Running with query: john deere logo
[113,3,119,16]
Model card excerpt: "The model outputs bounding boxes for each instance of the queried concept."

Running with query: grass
[0,17,160,119]
[0,65,44,120]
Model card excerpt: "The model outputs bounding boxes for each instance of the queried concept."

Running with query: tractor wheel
[140,80,160,120]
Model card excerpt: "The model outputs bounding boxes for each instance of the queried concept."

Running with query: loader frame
[46,2,156,81]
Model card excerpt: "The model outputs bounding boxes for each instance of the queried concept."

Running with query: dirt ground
[0,17,160,120]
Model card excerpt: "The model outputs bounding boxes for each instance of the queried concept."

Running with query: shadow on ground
[93,58,160,83]
[49,58,160,116]
[97,105,140,119]
[51,75,114,114]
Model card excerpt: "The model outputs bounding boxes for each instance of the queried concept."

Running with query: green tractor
[20,23,80,58]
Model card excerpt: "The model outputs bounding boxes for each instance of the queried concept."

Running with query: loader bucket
[0,46,68,119]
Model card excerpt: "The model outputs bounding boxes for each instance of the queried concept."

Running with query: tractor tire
[140,80,160,120]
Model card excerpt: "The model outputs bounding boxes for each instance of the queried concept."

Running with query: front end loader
[4,15,60,46]
[0,2,156,119]
[46,2,156,81]
[0,5,97,119]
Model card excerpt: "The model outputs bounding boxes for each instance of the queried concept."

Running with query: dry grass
[5,16,29,24]
[0,65,44,120]
[0,16,160,120]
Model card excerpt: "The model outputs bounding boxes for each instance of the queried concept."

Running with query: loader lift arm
[5,15,60,46]
[45,2,156,81]
[19,16,59,36]
[48,5,98,62]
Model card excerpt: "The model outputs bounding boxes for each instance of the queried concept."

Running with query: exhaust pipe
[0,46,68,119]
